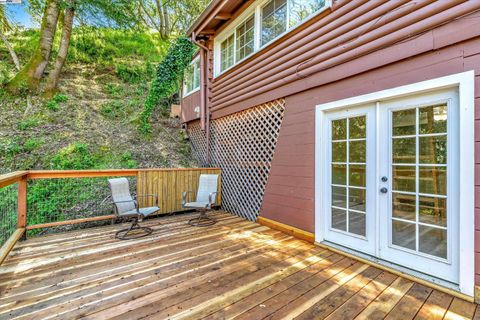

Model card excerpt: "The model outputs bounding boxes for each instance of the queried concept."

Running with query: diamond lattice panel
[188,99,285,221]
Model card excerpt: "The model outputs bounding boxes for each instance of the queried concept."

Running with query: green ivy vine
[140,37,196,134]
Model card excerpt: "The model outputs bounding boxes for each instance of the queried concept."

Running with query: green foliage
[115,61,154,84]
[68,27,166,65]
[120,151,137,168]
[45,93,68,111]
[51,143,95,170]
[18,118,40,131]
[104,82,121,96]
[140,37,195,133]
[0,61,12,85]
[100,100,123,118]
[24,138,43,152]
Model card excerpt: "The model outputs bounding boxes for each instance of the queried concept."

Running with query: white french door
[378,89,459,283]
[322,104,376,256]
[320,89,460,284]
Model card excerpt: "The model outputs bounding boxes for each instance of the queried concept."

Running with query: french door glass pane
[419,166,447,195]
[392,220,416,250]
[349,116,366,138]
[392,138,415,163]
[349,211,366,236]
[332,119,346,140]
[332,142,346,162]
[349,187,366,212]
[419,136,447,164]
[419,196,447,227]
[349,164,366,187]
[391,105,448,259]
[332,208,347,231]
[332,164,346,185]
[349,140,365,162]
[392,166,415,192]
[332,186,346,208]
[419,104,447,134]
[419,226,447,259]
[392,109,416,136]
[330,115,367,237]
[392,193,416,221]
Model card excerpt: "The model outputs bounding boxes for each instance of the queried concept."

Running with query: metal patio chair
[182,174,219,227]
[108,177,160,240]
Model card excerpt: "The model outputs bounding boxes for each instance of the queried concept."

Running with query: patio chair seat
[184,201,210,208]
[120,206,159,218]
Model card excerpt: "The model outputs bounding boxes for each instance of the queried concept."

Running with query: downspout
[191,32,211,165]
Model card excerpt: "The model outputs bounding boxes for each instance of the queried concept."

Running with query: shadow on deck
[0,211,478,319]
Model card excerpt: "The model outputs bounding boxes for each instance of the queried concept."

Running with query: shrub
[45,93,68,111]
[18,118,39,131]
[50,143,95,170]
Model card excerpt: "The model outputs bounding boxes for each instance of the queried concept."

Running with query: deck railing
[0,168,221,265]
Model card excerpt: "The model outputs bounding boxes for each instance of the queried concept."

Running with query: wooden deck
[0,211,478,320]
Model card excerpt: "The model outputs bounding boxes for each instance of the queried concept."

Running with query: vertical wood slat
[17,176,27,228]
[136,169,221,215]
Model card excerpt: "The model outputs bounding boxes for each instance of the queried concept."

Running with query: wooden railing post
[17,175,27,228]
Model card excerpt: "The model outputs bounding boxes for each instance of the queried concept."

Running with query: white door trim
[314,70,475,297]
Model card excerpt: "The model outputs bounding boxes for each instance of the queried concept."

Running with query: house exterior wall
[181,90,201,123]
[260,36,480,286]
[183,0,480,293]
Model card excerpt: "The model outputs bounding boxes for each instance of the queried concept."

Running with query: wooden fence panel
[136,168,222,214]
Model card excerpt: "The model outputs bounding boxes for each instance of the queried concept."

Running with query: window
[215,0,329,76]
[221,34,235,72]
[261,0,287,46]
[289,0,326,28]
[236,16,255,62]
[184,56,200,96]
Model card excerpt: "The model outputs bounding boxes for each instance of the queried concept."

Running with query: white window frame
[213,0,331,77]
[314,71,476,297]
[183,55,201,97]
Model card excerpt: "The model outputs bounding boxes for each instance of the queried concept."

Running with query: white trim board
[314,70,476,297]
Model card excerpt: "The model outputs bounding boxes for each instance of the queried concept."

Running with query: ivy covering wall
[140,36,196,133]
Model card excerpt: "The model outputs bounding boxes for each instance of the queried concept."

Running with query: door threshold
[316,240,473,302]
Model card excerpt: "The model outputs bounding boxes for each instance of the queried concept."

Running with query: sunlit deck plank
[0,211,477,320]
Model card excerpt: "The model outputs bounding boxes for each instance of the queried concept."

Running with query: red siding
[181,90,201,123]
[260,36,480,283]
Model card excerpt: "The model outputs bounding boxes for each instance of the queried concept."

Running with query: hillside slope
[0,28,197,173]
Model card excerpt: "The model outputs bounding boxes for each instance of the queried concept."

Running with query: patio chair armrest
[111,199,139,214]
[208,192,218,207]
[182,190,195,207]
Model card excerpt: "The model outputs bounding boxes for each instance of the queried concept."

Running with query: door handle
[380,187,388,194]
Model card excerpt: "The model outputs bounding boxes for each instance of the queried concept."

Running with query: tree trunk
[155,0,169,39]
[0,29,20,71]
[6,0,60,92]
[44,0,75,97]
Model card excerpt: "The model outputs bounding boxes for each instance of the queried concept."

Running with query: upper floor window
[236,15,255,62]
[261,0,287,46]
[184,56,200,96]
[215,0,329,76]
[221,34,235,72]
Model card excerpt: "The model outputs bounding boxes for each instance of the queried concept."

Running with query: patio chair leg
[115,217,153,240]
[188,210,217,227]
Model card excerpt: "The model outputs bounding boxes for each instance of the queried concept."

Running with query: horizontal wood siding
[181,90,201,123]
[208,1,480,119]
[260,36,480,284]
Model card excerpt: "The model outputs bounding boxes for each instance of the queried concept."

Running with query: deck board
[0,211,477,319]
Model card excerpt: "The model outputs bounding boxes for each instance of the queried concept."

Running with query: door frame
[314,71,475,297]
